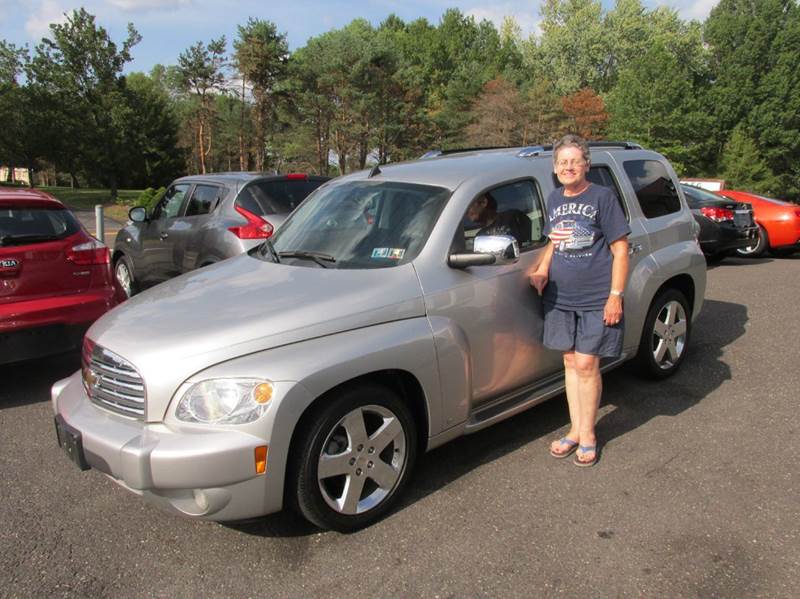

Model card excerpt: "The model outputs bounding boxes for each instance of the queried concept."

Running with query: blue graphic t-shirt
[542,184,631,310]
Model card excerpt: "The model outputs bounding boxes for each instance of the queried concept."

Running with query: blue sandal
[573,444,598,467]
[549,437,579,459]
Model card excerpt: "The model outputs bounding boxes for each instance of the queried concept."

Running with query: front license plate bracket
[55,415,90,471]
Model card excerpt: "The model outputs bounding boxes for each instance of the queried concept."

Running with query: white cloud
[466,4,540,37]
[107,0,192,11]
[25,0,69,41]
[651,0,719,21]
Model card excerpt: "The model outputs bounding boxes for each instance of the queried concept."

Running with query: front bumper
[51,371,284,521]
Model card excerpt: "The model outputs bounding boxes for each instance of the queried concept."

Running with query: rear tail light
[229,205,274,239]
[700,207,734,222]
[285,173,308,180]
[66,237,110,265]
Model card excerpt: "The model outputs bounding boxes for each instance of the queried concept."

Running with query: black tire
[289,383,417,532]
[736,224,768,258]
[113,255,138,298]
[635,289,691,379]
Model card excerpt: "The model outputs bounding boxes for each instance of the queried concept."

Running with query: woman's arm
[604,237,629,325]
[530,240,555,295]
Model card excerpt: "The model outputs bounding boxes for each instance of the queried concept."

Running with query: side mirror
[129,206,147,223]
[474,234,519,265]
[448,234,520,269]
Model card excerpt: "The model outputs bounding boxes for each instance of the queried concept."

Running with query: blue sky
[1,0,719,74]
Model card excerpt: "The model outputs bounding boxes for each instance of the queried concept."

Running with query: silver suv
[53,144,706,531]
[112,173,329,297]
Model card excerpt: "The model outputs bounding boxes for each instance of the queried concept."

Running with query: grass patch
[39,186,142,210]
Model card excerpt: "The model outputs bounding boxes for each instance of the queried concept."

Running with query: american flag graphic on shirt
[555,220,595,251]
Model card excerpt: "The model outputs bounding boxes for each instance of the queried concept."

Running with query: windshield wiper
[278,250,336,268]
[258,238,281,263]
[0,233,61,246]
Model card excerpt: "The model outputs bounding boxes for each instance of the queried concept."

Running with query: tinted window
[553,165,628,219]
[623,160,681,218]
[241,179,325,215]
[0,207,79,244]
[681,185,723,208]
[185,184,223,217]
[268,181,450,269]
[154,184,190,220]
[459,180,545,252]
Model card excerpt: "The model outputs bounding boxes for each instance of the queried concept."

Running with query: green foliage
[4,4,800,199]
[606,40,713,174]
[720,125,780,194]
[135,186,166,211]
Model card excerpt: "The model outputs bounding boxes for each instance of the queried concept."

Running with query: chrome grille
[82,340,145,419]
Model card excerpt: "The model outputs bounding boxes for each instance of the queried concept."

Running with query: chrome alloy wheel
[317,404,407,515]
[114,260,133,298]
[652,300,688,369]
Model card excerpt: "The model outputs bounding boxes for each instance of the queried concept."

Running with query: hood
[88,254,425,420]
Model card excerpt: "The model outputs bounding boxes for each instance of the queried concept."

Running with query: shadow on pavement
[0,351,80,410]
[229,297,748,538]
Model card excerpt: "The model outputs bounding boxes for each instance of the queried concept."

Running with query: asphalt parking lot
[2,255,799,598]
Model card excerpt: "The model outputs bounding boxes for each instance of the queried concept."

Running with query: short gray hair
[553,134,591,167]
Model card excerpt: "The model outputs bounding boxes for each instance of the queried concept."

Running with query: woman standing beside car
[530,134,630,467]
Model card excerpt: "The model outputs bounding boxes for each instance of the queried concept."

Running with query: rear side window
[623,160,681,218]
[553,165,628,220]
[459,179,546,253]
[0,207,79,244]
[239,179,325,215]
[185,184,224,217]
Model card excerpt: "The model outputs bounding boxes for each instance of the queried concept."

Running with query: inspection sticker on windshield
[371,248,390,258]
[388,248,405,260]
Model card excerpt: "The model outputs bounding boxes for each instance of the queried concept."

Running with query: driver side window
[456,179,546,253]
[153,184,190,220]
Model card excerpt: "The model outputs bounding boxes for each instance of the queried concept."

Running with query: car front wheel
[290,383,417,532]
[635,289,691,379]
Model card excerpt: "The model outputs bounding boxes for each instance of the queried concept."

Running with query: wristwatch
[610,290,624,298]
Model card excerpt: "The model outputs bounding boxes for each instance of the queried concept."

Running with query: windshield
[266,180,450,269]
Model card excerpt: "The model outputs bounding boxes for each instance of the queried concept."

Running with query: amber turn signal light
[254,383,273,404]
[255,446,268,474]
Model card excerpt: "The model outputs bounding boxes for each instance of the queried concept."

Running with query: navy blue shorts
[543,305,624,358]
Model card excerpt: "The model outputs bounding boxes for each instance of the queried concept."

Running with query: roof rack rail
[586,141,642,150]
[517,146,547,157]
[419,146,510,159]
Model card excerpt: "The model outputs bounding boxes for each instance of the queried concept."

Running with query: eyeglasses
[556,159,587,169]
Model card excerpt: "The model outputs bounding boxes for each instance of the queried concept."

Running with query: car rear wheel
[290,383,417,532]
[736,225,768,258]
[635,289,691,379]
[114,255,137,298]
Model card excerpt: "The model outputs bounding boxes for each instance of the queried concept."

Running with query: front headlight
[176,379,273,424]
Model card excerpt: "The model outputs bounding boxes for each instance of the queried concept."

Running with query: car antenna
[368,165,381,178]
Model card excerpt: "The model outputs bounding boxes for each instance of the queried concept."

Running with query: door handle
[160,233,169,240]
[629,243,642,255]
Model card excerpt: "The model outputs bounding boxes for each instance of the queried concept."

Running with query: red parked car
[716,189,800,257]
[0,188,123,365]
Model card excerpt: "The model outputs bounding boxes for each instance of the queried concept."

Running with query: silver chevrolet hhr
[53,143,706,531]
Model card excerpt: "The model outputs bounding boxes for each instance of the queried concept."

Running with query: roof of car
[0,187,64,208]
[338,145,657,191]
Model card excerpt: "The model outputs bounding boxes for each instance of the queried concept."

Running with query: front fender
[184,317,442,514]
